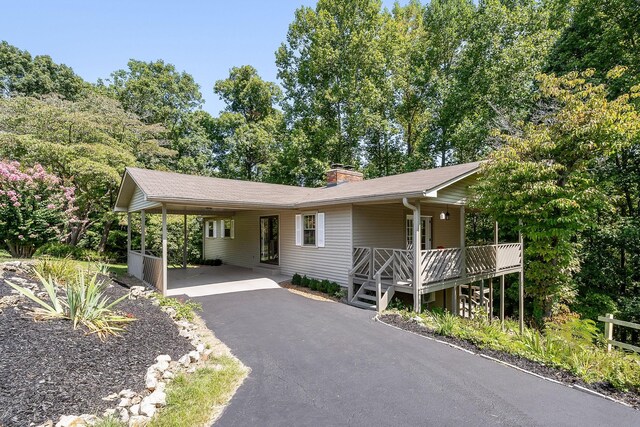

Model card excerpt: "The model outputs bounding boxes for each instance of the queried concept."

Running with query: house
[114,162,524,325]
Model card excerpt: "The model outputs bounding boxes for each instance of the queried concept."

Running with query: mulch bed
[0,268,193,427]
[379,313,640,409]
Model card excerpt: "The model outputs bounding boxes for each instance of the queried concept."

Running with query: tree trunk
[98,220,114,254]
[5,241,36,258]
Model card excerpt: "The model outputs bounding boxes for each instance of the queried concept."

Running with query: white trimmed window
[205,219,234,239]
[295,212,325,248]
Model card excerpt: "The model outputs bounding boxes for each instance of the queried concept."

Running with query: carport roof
[114,161,481,213]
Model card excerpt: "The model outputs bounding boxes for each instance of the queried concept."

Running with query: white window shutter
[317,213,325,248]
[219,220,225,238]
[295,214,302,246]
[212,220,218,238]
[230,219,235,239]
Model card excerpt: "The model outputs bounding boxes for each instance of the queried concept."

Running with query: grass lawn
[94,356,247,427]
[150,356,247,427]
[0,249,127,277]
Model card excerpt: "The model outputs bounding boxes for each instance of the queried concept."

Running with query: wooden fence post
[605,313,614,353]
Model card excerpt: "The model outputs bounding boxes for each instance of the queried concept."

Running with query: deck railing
[352,243,522,287]
[128,250,164,291]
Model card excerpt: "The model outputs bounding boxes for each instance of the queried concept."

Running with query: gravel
[0,269,193,427]
[379,313,640,409]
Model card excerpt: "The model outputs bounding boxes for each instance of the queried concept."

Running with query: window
[205,219,234,239]
[223,219,233,238]
[303,214,316,246]
[206,220,216,238]
[295,212,324,247]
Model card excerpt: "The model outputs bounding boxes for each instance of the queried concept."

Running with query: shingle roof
[116,161,481,211]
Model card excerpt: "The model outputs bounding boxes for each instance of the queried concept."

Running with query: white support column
[519,220,524,334]
[127,212,132,276]
[140,210,146,256]
[460,206,466,279]
[140,210,146,280]
[451,285,457,315]
[413,202,421,313]
[161,205,168,296]
[182,214,188,269]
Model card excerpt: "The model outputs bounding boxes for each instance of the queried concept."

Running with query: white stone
[102,392,119,401]
[156,381,166,392]
[128,415,150,427]
[145,374,157,391]
[140,402,156,418]
[129,404,140,416]
[55,415,85,427]
[119,389,137,399]
[119,408,130,423]
[164,307,177,317]
[36,420,53,427]
[118,397,131,407]
[196,343,206,353]
[188,350,200,363]
[178,354,190,367]
[154,360,170,372]
[162,370,174,380]
[102,408,117,417]
[143,389,167,407]
[131,395,142,405]
[156,354,171,363]
[79,414,97,425]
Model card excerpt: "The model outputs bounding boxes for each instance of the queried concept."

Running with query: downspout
[403,198,422,313]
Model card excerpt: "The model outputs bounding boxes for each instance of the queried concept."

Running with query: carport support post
[182,214,188,269]
[161,205,168,296]
[500,275,505,330]
[140,210,146,256]
[127,212,131,253]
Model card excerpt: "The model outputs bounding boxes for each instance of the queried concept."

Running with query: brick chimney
[326,164,364,186]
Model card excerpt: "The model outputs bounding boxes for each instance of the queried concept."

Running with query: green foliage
[408,309,640,392]
[35,242,105,262]
[148,357,246,427]
[0,161,75,257]
[300,275,310,288]
[34,257,82,284]
[291,273,302,285]
[472,70,640,319]
[156,295,202,321]
[387,297,411,311]
[5,270,134,339]
[0,41,88,100]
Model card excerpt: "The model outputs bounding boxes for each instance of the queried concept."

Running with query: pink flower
[17,235,24,240]
[47,203,56,209]
[13,202,21,207]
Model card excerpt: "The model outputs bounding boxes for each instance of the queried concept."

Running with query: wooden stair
[348,279,394,311]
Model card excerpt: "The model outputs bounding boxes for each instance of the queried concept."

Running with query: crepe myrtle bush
[0,161,76,258]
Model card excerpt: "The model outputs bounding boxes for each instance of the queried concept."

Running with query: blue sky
[3,0,405,115]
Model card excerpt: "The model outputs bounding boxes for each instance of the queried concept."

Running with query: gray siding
[352,204,405,249]
[435,176,476,205]
[203,205,353,285]
[129,187,161,212]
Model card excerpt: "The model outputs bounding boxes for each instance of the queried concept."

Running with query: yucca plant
[4,270,135,340]
[5,271,65,319]
[66,273,134,338]
[34,256,81,285]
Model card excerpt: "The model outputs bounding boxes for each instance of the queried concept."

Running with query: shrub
[429,311,460,337]
[34,257,80,284]
[34,242,105,262]
[291,273,302,286]
[0,161,76,258]
[308,278,318,291]
[157,295,202,321]
[300,275,310,288]
[318,279,330,293]
[5,271,134,339]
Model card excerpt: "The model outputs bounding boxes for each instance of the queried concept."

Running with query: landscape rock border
[47,283,237,427]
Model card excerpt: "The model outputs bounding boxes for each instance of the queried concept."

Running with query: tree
[210,66,284,181]
[276,0,388,173]
[101,59,207,173]
[0,161,76,257]
[0,93,172,251]
[0,41,88,100]
[473,70,640,320]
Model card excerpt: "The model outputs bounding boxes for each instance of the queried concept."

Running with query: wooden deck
[348,244,523,312]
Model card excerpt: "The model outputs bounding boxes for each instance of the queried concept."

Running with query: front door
[406,215,432,251]
[260,216,279,265]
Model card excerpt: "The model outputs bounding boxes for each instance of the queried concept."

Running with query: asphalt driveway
[195,288,640,427]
